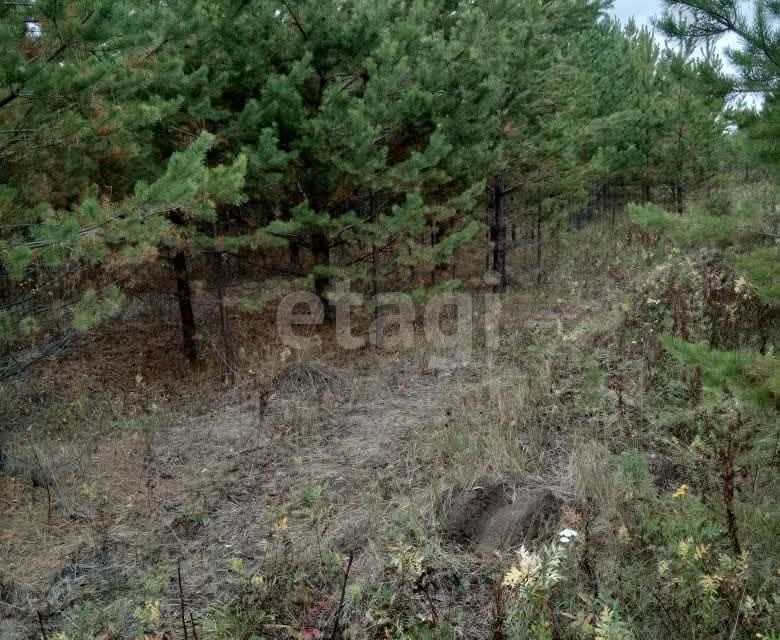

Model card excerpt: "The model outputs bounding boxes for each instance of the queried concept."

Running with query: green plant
[500,543,570,639]
[178,501,209,527]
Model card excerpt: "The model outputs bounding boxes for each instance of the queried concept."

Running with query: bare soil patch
[445,483,563,553]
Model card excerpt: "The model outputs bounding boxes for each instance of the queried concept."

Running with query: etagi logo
[276,287,501,365]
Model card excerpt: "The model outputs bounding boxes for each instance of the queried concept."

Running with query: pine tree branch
[9,203,180,251]
[0,10,94,111]
[0,329,77,381]
[739,226,780,240]
[282,2,308,40]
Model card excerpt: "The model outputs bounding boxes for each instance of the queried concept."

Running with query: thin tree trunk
[722,426,742,555]
[485,205,492,274]
[289,240,300,267]
[722,451,741,555]
[408,244,417,286]
[610,184,617,228]
[173,250,198,363]
[214,252,237,379]
[430,225,438,287]
[311,231,332,322]
[675,87,685,215]
[675,183,684,214]
[536,204,543,286]
[491,180,507,292]
[370,192,384,350]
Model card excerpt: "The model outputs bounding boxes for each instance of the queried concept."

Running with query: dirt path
[288,358,459,488]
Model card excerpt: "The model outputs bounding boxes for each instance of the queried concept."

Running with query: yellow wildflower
[135,600,161,627]
[502,566,525,588]
[388,544,424,578]
[672,484,689,499]
[699,574,720,598]
[734,276,750,295]
[81,483,98,501]
[274,516,289,532]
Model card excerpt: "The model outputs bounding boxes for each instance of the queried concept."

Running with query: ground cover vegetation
[0,0,778,638]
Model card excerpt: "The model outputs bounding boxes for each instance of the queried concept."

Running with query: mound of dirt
[445,483,563,553]
[272,362,345,398]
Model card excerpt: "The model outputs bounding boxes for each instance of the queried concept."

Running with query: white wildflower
[558,528,579,544]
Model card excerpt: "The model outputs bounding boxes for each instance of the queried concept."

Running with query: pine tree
[654,44,728,211]
[147,0,503,308]
[625,5,778,552]
[483,0,606,289]
[658,0,780,171]
[0,1,251,365]
[0,132,248,365]
[1,0,763,378]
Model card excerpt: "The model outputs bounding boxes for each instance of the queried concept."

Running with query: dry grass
[0,219,699,638]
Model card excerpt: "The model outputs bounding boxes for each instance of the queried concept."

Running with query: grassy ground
[1,215,778,639]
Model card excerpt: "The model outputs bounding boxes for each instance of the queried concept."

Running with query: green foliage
[201,603,271,640]
[659,0,780,173]
[0,0,743,359]
[48,599,142,640]
[662,336,779,406]
[628,203,756,248]
[732,246,780,307]
[71,287,124,332]
[623,90,779,629]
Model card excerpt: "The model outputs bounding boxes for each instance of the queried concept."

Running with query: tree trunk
[370,192,385,350]
[214,252,237,379]
[289,240,300,267]
[610,184,617,228]
[490,180,507,292]
[485,209,492,274]
[311,231,332,322]
[536,204,543,287]
[430,225,438,287]
[675,182,684,214]
[600,184,607,216]
[721,444,741,555]
[641,182,651,204]
[173,250,198,363]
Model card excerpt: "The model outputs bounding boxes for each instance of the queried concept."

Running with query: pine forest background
[0,1,779,639]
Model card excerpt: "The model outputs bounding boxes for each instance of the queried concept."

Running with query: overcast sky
[607,0,743,61]
[608,0,749,84]
[609,0,664,26]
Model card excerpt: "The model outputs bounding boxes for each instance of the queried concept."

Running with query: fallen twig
[37,611,48,640]
[177,559,189,640]
[330,552,354,640]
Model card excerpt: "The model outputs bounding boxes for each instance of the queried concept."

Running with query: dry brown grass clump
[271,362,347,399]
